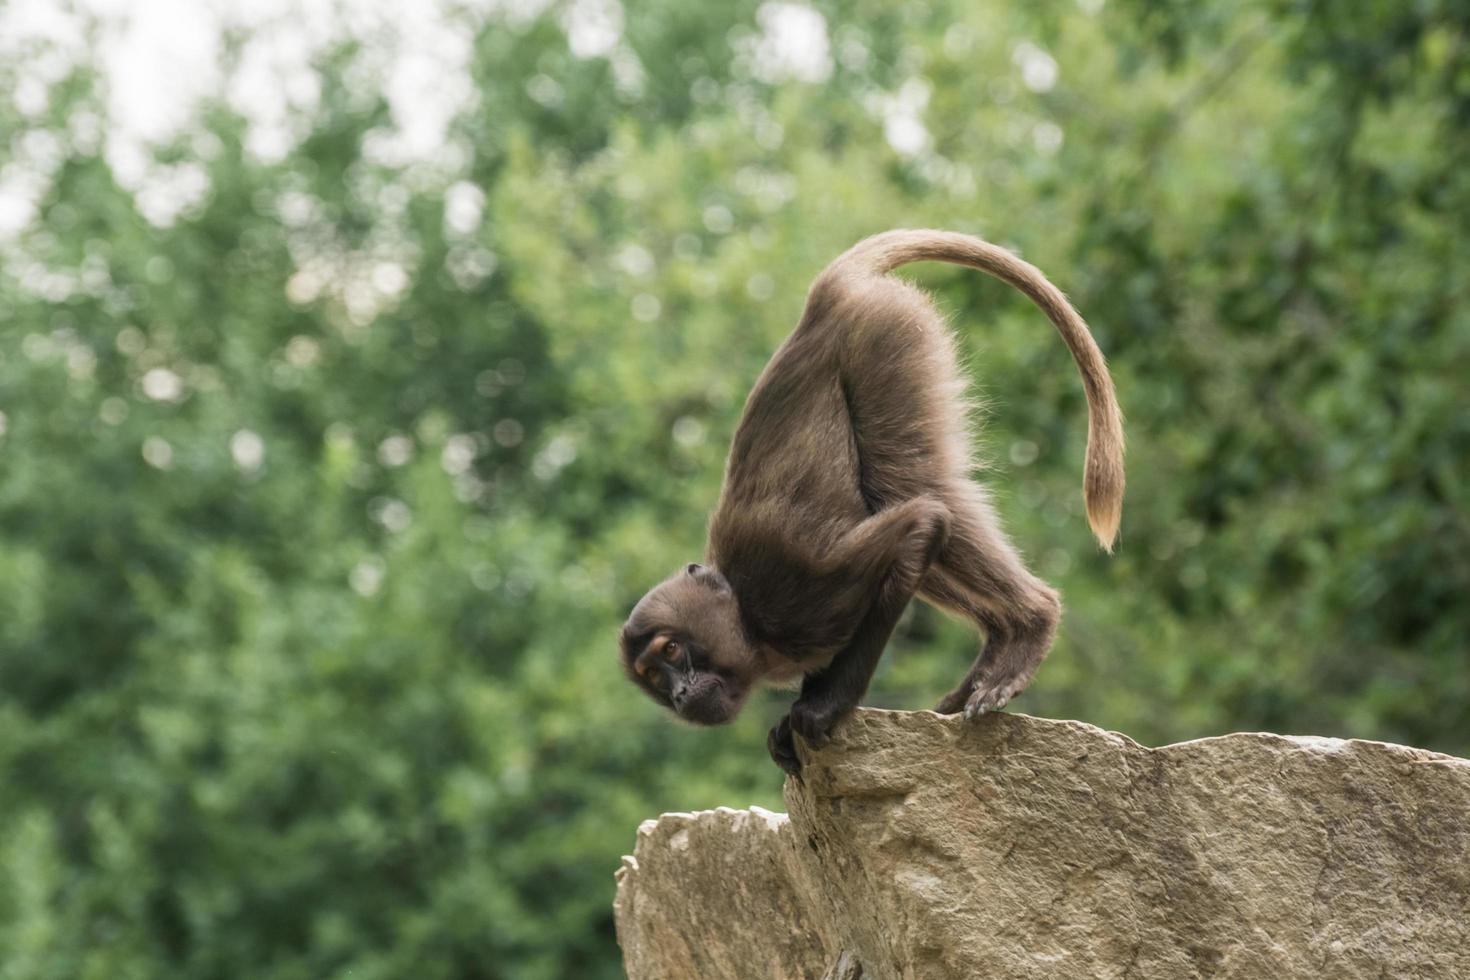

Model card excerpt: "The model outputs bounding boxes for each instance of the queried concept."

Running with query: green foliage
[1,1,1466,976]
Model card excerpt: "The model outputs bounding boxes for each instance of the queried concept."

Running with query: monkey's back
[713,322,866,546]
[711,267,976,559]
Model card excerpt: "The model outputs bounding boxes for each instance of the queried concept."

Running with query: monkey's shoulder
[708,505,825,577]
[708,514,862,655]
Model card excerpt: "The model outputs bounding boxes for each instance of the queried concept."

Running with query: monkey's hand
[764,702,846,775]
[767,716,801,775]
[766,697,847,775]
[787,695,849,750]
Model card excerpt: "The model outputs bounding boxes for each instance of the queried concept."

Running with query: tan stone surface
[614,805,835,979]
[616,709,1470,980]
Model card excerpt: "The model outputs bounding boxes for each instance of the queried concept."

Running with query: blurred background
[1,0,1467,975]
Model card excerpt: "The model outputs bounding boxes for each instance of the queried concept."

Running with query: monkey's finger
[767,718,802,774]
[789,703,837,747]
[770,743,801,775]
[791,719,831,749]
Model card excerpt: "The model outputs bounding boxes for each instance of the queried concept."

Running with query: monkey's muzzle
[672,677,737,726]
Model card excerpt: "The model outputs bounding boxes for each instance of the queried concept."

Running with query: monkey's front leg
[768,498,950,774]
[784,601,906,751]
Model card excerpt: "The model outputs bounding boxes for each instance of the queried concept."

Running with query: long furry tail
[826,229,1125,551]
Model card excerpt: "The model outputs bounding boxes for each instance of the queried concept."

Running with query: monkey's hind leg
[828,273,1056,715]
[923,486,1061,718]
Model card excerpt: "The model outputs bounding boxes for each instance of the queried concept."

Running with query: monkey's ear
[688,563,732,594]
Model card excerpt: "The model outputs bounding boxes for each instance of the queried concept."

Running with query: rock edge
[615,709,1470,980]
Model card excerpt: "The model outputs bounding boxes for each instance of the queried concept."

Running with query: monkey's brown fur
[620,230,1124,772]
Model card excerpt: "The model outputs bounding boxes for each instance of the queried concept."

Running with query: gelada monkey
[620,230,1124,773]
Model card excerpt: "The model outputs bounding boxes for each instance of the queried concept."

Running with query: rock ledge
[614,709,1470,979]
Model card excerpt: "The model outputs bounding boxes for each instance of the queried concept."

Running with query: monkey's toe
[963,684,1016,719]
[934,689,970,715]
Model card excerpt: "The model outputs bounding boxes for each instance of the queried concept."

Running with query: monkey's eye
[663,640,680,660]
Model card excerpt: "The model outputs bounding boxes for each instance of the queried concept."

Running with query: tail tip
[1085,486,1123,553]
[1089,512,1120,553]
[1084,441,1124,554]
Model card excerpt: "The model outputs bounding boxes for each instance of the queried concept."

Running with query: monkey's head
[619,563,759,725]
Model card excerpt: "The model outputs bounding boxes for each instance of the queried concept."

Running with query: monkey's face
[619,564,755,725]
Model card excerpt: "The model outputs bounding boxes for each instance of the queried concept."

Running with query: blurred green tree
[0,0,1465,976]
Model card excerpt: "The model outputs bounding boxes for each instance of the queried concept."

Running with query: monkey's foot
[962,679,1025,720]
[935,677,1027,718]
